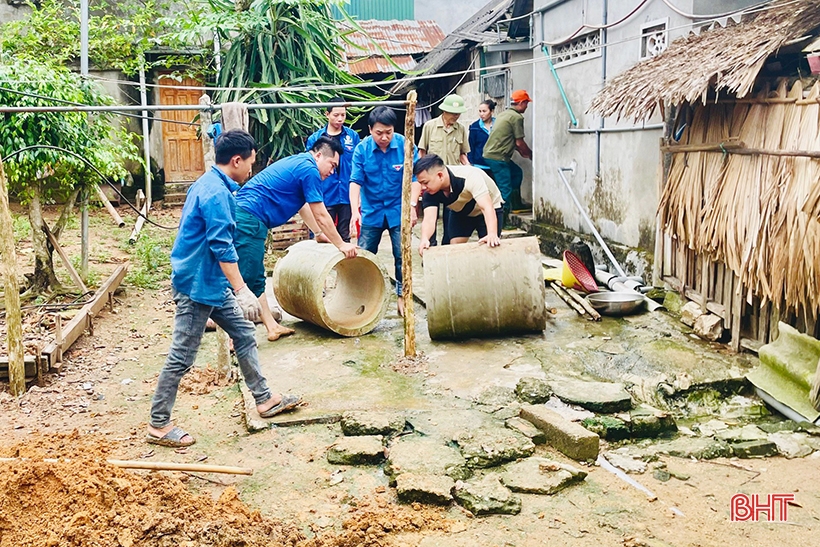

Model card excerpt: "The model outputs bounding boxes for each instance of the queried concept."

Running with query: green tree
[0,58,139,297]
[177,0,384,161]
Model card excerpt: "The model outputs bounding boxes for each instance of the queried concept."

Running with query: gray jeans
[149,288,271,428]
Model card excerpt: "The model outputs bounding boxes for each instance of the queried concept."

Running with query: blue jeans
[485,158,522,214]
[358,221,402,296]
[149,288,271,428]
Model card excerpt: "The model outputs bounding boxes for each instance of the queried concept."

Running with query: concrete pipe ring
[272,240,390,336]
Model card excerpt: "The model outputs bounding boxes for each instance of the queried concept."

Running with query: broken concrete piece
[629,405,677,438]
[767,432,813,459]
[715,424,767,444]
[514,377,553,404]
[549,378,632,413]
[649,437,732,460]
[500,457,586,494]
[385,437,471,484]
[605,451,647,474]
[662,290,683,315]
[326,435,385,465]
[543,396,595,421]
[491,403,522,420]
[453,475,521,515]
[582,416,630,441]
[456,427,535,468]
[694,314,724,341]
[694,419,729,437]
[506,417,546,444]
[680,301,704,327]
[395,473,454,505]
[730,440,778,458]
[520,404,599,461]
[472,385,517,409]
[340,411,405,437]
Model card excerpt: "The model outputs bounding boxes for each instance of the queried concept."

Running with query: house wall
[530,0,761,255]
[415,0,486,34]
[0,2,30,24]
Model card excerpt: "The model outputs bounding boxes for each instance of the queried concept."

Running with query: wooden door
[159,77,204,182]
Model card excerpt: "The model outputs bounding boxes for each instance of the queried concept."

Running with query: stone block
[649,437,732,460]
[500,457,586,495]
[515,377,553,404]
[582,416,630,441]
[453,475,521,516]
[767,432,813,459]
[385,437,471,484]
[472,385,516,409]
[326,435,385,465]
[549,378,632,413]
[505,417,547,444]
[694,314,724,341]
[340,411,406,437]
[715,424,767,444]
[680,301,704,327]
[662,290,683,315]
[629,405,677,438]
[520,404,599,461]
[395,473,454,505]
[456,427,535,468]
[730,440,779,458]
[604,451,646,474]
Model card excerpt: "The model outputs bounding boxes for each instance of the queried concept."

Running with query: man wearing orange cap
[482,89,533,221]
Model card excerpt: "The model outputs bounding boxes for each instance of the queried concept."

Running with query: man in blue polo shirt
[349,106,418,317]
[305,97,360,242]
[235,136,358,338]
[147,130,300,449]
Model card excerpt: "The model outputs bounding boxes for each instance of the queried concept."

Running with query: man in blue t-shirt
[235,136,358,339]
[147,130,301,449]
[350,107,418,317]
[305,97,360,242]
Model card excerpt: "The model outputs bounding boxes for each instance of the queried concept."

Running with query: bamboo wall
[659,80,820,349]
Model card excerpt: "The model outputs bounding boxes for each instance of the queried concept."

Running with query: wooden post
[54,313,63,363]
[43,223,88,294]
[0,156,26,396]
[95,184,125,227]
[401,91,417,357]
[199,95,232,374]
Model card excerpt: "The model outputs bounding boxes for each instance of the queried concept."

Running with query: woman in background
[467,99,496,169]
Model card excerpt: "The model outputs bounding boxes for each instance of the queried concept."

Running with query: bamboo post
[0,457,253,475]
[128,199,150,245]
[95,184,125,227]
[199,94,231,375]
[0,156,26,396]
[401,91,417,357]
[43,223,89,294]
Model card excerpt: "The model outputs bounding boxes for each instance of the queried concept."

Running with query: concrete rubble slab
[520,404,599,461]
[605,450,647,474]
[730,439,779,458]
[767,432,815,459]
[453,475,522,516]
[505,416,546,444]
[500,457,586,494]
[582,416,630,441]
[714,424,768,443]
[471,385,517,409]
[548,378,633,413]
[628,404,678,438]
[395,473,455,505]
[455,427,535,468]
[340,410,406,437]
[385,436,471,483]
[326,435,385,465]
[648,437,732,460]
[514,376,552,404]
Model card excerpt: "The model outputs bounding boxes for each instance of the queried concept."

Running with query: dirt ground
[2,204,819,547]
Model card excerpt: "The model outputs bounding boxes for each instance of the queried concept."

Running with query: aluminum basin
[586,292,646,316]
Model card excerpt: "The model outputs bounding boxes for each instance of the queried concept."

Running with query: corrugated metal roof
[343,20,445,58]
[390,0,514,95]
[333,0,414,21]
[347,55,417,76]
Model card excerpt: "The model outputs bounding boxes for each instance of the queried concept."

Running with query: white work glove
[234,285,262,322]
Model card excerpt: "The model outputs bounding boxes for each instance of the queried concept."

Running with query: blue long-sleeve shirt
[305,125,360,207]
[235,153,325,229]
[468,118,494,166]
[170,166,240,307]
[350,134,418,228]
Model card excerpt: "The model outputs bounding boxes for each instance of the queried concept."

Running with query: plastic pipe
[542,45,578,127]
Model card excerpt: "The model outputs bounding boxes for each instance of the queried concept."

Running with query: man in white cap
[417,93,471,245]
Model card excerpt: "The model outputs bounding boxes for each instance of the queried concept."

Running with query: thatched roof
[590,0,820,121]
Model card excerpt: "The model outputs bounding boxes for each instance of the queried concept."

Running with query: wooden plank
[0,356,38,379]
[722,264,734,332]
[683,288,726,318]
[730,274,742,352]
[43,223,88,294]
[53,265,128,361]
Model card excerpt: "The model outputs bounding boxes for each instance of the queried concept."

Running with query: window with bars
[550,30,602,68]
[640,19,668,60]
